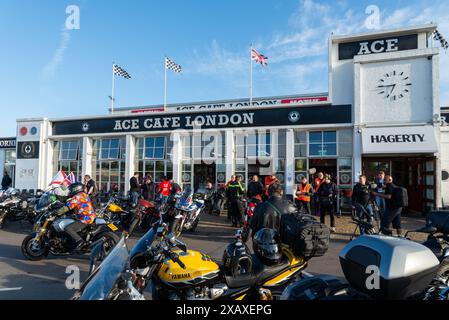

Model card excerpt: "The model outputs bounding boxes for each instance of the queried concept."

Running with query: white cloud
[41,26,71,80]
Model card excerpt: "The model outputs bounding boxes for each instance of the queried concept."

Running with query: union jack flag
[251,48,268,66]
[49,170,77,186]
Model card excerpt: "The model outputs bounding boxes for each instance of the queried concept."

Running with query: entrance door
[193,161,216,192]
[309,159,337,182]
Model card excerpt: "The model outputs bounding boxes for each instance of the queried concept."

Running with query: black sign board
[339,34,418,60]
[17,141,40,159]
[52,105,352,136]
[0,138,16,149]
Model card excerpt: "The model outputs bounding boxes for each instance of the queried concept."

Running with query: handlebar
[168,250,186,269]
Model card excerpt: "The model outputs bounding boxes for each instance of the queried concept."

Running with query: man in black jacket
[247,175,264,200]
[1,172,12,190]
[351,175,374,222]
[250,182,296,236]
[129,172,141,206]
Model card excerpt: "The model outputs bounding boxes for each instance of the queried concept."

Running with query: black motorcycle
[0,188,41,228]
[21,201,119,261]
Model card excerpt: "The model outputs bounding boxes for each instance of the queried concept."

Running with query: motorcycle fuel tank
[108,203,124,213]
[53,218,76,232]
[158,250,220,287]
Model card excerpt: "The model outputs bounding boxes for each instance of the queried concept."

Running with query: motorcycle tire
[189,218,199,232]
[93,232,120,256]
[21,233,50,261]
[171,218,183,237]
[241,227,251,243]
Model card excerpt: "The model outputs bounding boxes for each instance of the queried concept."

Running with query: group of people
[352,171,405,236]
[225,173,280,227]
[129,172,181,206]
[295,172,338,232]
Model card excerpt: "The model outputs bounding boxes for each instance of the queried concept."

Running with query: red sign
[281,96,328,105]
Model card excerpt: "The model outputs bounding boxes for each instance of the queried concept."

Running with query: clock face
[376,70,412,101]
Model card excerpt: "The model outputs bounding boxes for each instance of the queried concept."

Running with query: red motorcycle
[241,196,262,242]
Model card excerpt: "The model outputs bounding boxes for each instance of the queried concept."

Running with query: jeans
[65,220,87,244]
[320,204,335,228]
[375,196,385,218]
[131,191,140,206]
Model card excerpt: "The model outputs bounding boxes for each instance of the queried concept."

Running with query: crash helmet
[252,228,283,265]
[67,182,85,198]
[222,239,253,277]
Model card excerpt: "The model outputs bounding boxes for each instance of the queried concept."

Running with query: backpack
[391,186,408,208]
[279,213,330,260]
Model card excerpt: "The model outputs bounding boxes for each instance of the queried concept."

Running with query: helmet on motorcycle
[252,228,283,265]
[68,182,85,198]
[222,239,253,277]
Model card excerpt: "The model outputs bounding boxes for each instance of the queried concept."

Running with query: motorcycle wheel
[21,233,49,261]
[171,218,183,237]
[94,232,119,256]
[190,218,199,232]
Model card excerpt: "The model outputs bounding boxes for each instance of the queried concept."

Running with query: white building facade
[7,24,448,213]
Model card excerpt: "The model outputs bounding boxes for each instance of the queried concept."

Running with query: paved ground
[0,212,426,300]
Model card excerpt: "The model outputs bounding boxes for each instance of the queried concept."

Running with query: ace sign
[339,34,418,60]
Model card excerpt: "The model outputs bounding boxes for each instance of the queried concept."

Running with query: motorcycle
[281,234,449,300]
[171,187,204,236]
[74,221,308,300]
[97,193,134,230]
[0,188,40,228]
[241,197,262,242]
[21,200,120,261]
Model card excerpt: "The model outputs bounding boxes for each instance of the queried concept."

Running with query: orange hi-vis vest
[297,183,312,202]
[314,178,323,192]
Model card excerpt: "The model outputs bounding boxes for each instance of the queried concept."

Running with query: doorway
[309,159,337,182]
[193,161,216,192]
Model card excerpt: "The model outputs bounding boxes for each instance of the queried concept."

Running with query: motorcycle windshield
[129,226,157,259]
[79,236,129,300]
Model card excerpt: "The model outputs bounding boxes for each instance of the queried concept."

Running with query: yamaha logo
[288,111,300,123]
[81,122,89,132]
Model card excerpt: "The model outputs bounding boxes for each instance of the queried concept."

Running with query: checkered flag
[113,64,131,79]
[165,57,182,73]
[433,29,448,50]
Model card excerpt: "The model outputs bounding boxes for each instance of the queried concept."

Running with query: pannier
[427,210,449,234]
[339,235,439,299]
[279,213,330,260]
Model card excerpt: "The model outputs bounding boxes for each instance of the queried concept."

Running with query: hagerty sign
[52,105,351,135]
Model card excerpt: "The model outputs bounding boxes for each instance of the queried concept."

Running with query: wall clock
[376,70,412,101]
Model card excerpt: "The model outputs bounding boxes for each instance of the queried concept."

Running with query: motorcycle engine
[168,284,228,300]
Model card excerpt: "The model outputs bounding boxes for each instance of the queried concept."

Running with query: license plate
[107,223,118,231]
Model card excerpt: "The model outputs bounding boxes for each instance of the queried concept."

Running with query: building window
[309,131,337,157]
[338,130,353,157]
[294,131,307,158]
[246,133,271,157]
[295,158,308,184]
[53,139,83,181]
[92,138,126,193]
[135,136,173,183]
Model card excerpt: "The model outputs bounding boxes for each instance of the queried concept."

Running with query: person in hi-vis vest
[295,176,314,215]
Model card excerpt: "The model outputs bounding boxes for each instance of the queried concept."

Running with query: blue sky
[1,0,448,136]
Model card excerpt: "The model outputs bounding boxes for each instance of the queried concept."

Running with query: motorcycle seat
[225,273,258,289]
[251,255,291,284]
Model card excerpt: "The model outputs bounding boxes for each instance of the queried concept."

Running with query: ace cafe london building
[4,24,449,214]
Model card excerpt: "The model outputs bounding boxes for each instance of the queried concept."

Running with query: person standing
[313,172,324,216]
[351,175,374,223]
[374,171,386,219]
[129,172,141,206]
[247,175,264,200]
[372,175,404,236]
[1,172,12,190]
[226,175,245,227]
[225,175,236,220]
[142,176,157,201]
[318,174,337,232]
[158,176,172,204]
[84,175,98,208]
[295,176,314,215]
[169,178,181,195]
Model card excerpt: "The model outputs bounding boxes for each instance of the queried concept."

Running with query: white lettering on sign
[0,140,16,148]
[357,38,399,55]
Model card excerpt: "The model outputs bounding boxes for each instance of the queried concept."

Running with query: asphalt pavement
[0,213,345,300]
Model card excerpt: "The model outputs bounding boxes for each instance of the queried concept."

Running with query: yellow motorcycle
[74,222,308,300]
[96,194,133,230]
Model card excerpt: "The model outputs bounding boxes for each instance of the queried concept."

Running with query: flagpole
[111,62,115,114]
[250,44,253,106]
[164,56,167,111]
